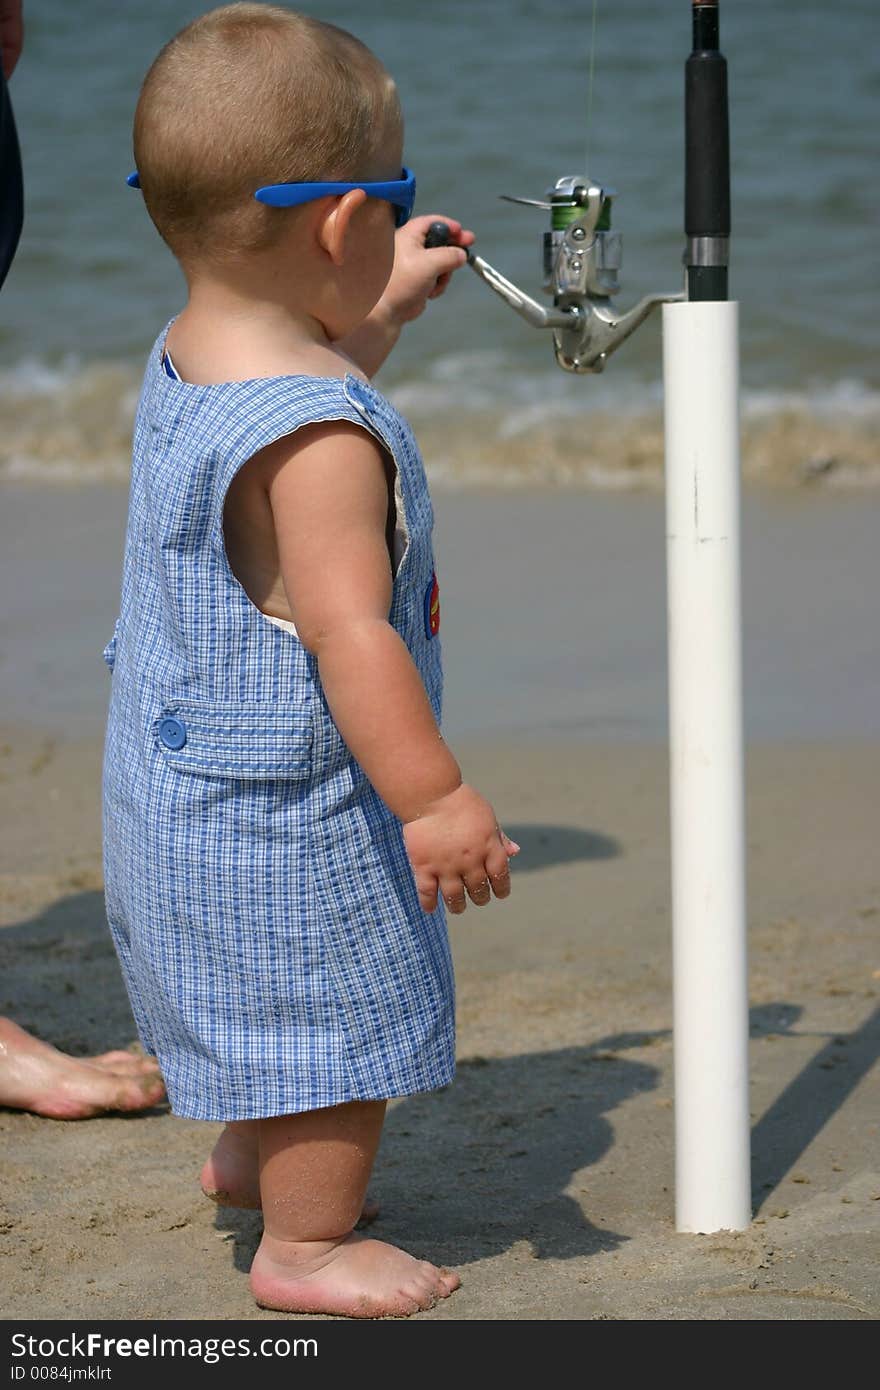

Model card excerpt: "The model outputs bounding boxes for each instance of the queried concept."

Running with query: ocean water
[1,0,877,488]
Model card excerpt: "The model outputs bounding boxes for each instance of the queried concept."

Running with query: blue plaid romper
[101,323,455,1122]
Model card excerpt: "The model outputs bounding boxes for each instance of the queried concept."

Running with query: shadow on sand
[3,891,878,1261]
[0,888,156,1060]
[215,1033,661,1274]
[749,1000,880,1209]
[500,823,621,872]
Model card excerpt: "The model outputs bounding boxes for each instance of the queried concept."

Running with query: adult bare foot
[0,1017,165,1119]
[201,1124,380,1225]
[250,1230,460,1318]
[89,1049,162,1076]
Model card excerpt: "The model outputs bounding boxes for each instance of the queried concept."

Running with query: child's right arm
[257,419,518,915]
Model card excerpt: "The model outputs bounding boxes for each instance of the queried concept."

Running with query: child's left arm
[336,214,475,378]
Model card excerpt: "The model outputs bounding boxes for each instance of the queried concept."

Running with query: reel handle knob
[424,221,454,248]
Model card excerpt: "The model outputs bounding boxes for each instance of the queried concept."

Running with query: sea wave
[0,358,139,484]
[2,354,879,491]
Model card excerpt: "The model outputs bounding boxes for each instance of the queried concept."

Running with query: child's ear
[317,188,368,266]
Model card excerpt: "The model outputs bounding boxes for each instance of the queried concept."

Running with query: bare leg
[0,1017,165,1119]
[201,1121,263,1207]
[200,1120,379,1223]
[249,1099,459,1317]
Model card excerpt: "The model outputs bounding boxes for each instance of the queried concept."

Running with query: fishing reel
[427,175,683,373]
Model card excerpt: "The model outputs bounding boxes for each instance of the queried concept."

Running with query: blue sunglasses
[254,167,416,227]
[127,166,416,228]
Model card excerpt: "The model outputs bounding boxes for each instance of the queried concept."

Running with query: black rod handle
[424,221,454,249]
[685,1,729,301]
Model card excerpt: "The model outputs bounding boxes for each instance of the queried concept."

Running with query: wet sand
[2,486,879,743]
[1,488,878,1319]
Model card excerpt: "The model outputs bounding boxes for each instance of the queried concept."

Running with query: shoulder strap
[209,374,395,531]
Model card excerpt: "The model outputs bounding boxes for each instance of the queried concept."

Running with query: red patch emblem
[424,571,440,638]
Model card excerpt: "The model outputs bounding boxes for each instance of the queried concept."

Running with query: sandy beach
[2,0,878,1329]
[2,488,878,1320]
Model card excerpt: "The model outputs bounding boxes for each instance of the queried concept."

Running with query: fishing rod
[426,0,730,367]
[431,3,750,1241]
[686,0,729,301]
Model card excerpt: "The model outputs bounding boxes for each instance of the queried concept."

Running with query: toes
[42,1071,165,1120]
[201,1182,261,1210]
[113,1076,166,1111]
[91,1052,162,1076]
[402,1279,437,1314]
[129,1057,163,1076]
[419,1260,460,1297]
[414,1260,459,1305]
[437,1266,461,1296]
[199,1170,232,1204]
[91,1050,137,1068]
[397,1291,428,1317]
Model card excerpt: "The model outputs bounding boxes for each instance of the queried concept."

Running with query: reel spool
[427,175,682,373]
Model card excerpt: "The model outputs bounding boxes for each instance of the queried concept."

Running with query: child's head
[133,4,402,275]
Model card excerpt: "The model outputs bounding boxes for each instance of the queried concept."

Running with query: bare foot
[0,1017,165,1119]
[250,1230,460,1318]
[89,1049,162,1076]
[200,1123,262,1208]
[201,1124,380,1225]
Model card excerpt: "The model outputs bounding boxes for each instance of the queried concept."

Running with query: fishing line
[585,0,599,175]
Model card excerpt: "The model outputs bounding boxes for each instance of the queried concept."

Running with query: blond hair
[133,4,401,265]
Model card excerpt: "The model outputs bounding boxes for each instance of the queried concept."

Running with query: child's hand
[336,216,474,375]
[403,783,520,916]
[379,215,475,327]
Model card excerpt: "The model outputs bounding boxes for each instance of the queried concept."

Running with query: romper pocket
[151,700,313,780]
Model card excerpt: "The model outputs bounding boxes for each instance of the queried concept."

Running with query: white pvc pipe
[662,300,751,1233]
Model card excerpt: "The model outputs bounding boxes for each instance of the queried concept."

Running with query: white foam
[1,353,877,491]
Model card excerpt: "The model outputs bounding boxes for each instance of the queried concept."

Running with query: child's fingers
[428,271,452,299]
[500,830,520,855]
[492,871,511,900]
[419,217,476,251]
[426,245,471,300]
[414,871,440,916]
[425,245,468,278]
[485,850,511,899]
[407,213,472,246]
[463,868,493,907]
[439,875,467,915]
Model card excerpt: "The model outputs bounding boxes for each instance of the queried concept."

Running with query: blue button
[158,717,187,750]
[346,377,370,409]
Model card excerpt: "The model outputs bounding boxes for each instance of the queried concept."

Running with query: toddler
[103,3,517,1318]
